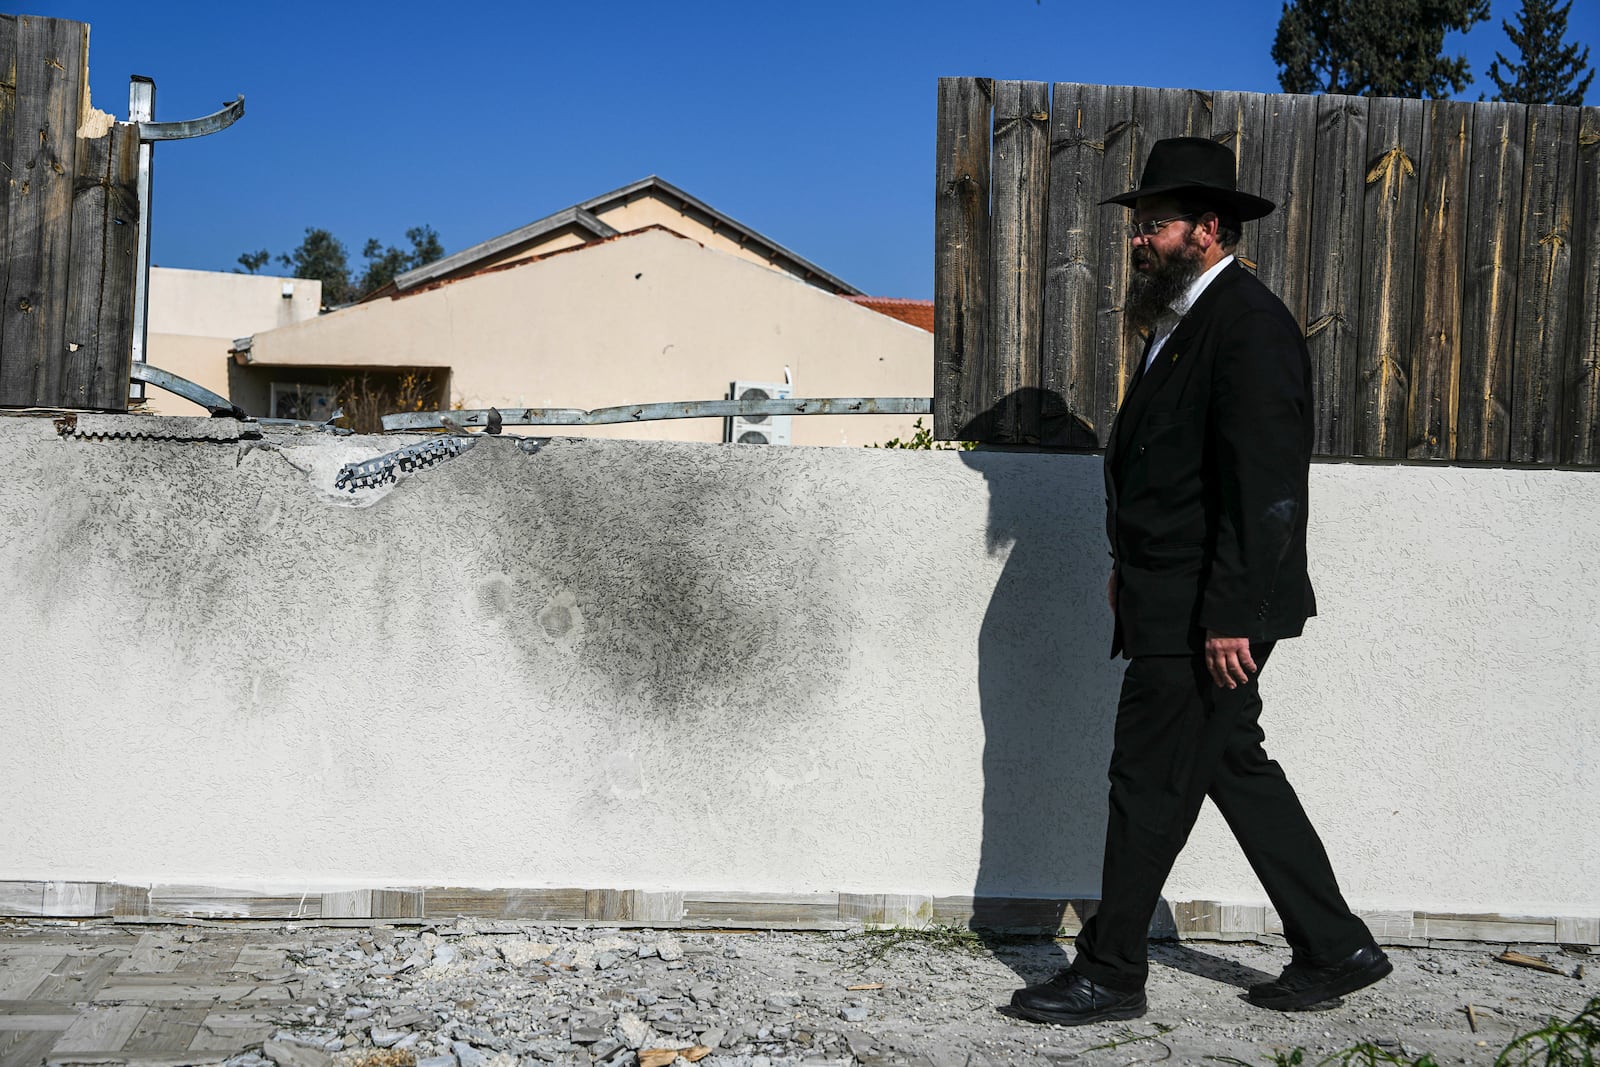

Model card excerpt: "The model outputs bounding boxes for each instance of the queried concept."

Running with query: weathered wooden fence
[0,14,140,411]
[934,78,1600,465]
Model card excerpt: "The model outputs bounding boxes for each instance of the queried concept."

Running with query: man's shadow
[956,390,1127,980]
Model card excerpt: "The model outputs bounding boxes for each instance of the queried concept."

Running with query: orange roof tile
[846,296,934,332]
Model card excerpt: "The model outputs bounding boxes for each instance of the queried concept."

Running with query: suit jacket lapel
[1106,333,1156,473]
[1115,261,1246,449]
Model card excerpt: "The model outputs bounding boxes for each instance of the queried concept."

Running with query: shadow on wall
[958,395,1122,979]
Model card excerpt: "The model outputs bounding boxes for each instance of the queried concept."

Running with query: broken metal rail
[381,397,932,432]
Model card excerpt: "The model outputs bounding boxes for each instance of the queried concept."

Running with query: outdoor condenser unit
[726,380,792,446]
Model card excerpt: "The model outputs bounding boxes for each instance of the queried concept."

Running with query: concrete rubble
[159,921,1596,1067]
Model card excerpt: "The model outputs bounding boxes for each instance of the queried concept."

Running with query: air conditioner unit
[727,380,792,446]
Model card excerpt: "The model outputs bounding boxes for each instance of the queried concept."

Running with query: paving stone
[264,1040,333,1067]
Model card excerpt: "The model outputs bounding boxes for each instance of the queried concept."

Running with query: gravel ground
[222,923,1592,1067]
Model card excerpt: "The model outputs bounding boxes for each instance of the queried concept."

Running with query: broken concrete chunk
[499,941,555,968]
[654,938,684,963]
[614,1013,652,1050]
[264,1040,332,1067]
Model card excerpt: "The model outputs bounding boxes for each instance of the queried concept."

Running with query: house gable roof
[378,176,862,300]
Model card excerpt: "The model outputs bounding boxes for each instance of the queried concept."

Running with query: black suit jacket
[1105,260,1316,658]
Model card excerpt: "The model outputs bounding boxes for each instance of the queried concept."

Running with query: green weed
[1204,995,1598,1067]
[845,923,987,962]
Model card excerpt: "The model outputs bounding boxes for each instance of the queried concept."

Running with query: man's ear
[1192,212,1221,250]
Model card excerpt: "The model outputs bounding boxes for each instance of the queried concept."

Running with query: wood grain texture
[986,80,1050,442]
[1090,84,1142,439]
[0,955,59,999]
[0,1027,62,1067]
[837,894,934,927]
[0,14,85,408]
[1356,96,1424,458]
[1563,106,1600,465]
[1459,102,1527,462]
[1253,92,1318,329]
[1407,100,1472,460]
[62,120,138,410]
[1509,104,1579,464]
[933,77,992,440]
[1416,912,1557,942]
[28,955,119,1002]
[145,887,319,921]
[0,16,18,294]
[50,1008,146,1054]
[1039,82,1107,447]
[1305,94,1368,455]
[1210,90,1267,273]
[118,1007,209,1056]
[422,888,587,921]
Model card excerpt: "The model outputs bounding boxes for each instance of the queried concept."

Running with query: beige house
[144,268,323,417]
[155,177,934,446]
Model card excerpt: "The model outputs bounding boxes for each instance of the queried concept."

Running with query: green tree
[277,228,354,307]
[1486,0,1594,104]
[356,225,445,296]
[1272,0,1491,97]
[235,249,269,274]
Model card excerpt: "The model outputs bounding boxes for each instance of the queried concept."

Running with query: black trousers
[1070,645,1373,992]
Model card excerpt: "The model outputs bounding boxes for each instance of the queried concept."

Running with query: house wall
[243,228,933,447]
[1,415,1595,932]
[144,268,323,416]
[588,198,816,282]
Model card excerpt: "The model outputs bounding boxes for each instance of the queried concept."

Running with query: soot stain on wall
[441,440,859,727]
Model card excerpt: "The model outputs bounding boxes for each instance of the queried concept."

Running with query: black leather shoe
[1011,970,1147,1025]
[1248,944,1393,1011]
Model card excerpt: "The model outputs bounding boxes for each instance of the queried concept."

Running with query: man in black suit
[1011,138,1390,1025]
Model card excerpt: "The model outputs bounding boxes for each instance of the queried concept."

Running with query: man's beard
[1125,239,1205,337]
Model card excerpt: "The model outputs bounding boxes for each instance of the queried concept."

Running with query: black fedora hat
[1101,136,1275,221]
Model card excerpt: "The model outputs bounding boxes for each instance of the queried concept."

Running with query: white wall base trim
[1,882,1592,947]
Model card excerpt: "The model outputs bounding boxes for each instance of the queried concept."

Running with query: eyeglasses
[1125,214,1198,240]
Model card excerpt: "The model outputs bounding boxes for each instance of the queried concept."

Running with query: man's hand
[1107,570,1117,614]
[1205,631,1256,689]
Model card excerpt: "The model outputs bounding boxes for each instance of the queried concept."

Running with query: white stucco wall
[0,417,1594,920]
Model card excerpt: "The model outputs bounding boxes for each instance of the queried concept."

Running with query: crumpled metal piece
[60,414,257,442]
[334,435,476,493]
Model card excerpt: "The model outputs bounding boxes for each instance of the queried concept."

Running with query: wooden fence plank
[1406,99,1471,460]
[1564,105,1600,465]
[947,79,1598,457]
[0,15,86,408]
[1254,92,1317,330]
[1458,102,1526,462]
[1356,96,1424,458]
[1305,94,1368,454]
[1210,90,1267,272]
[1039,82,1106,447]
[1091,84,1144,440]
[933,77,992,440]
[64,120,138,411]
[1149,87,1213,141]
[987,79,1049,443]
[0,16,18,291]
[1509,104,1579,464]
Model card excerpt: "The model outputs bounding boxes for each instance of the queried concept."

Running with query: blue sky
[36,0,1600,299]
